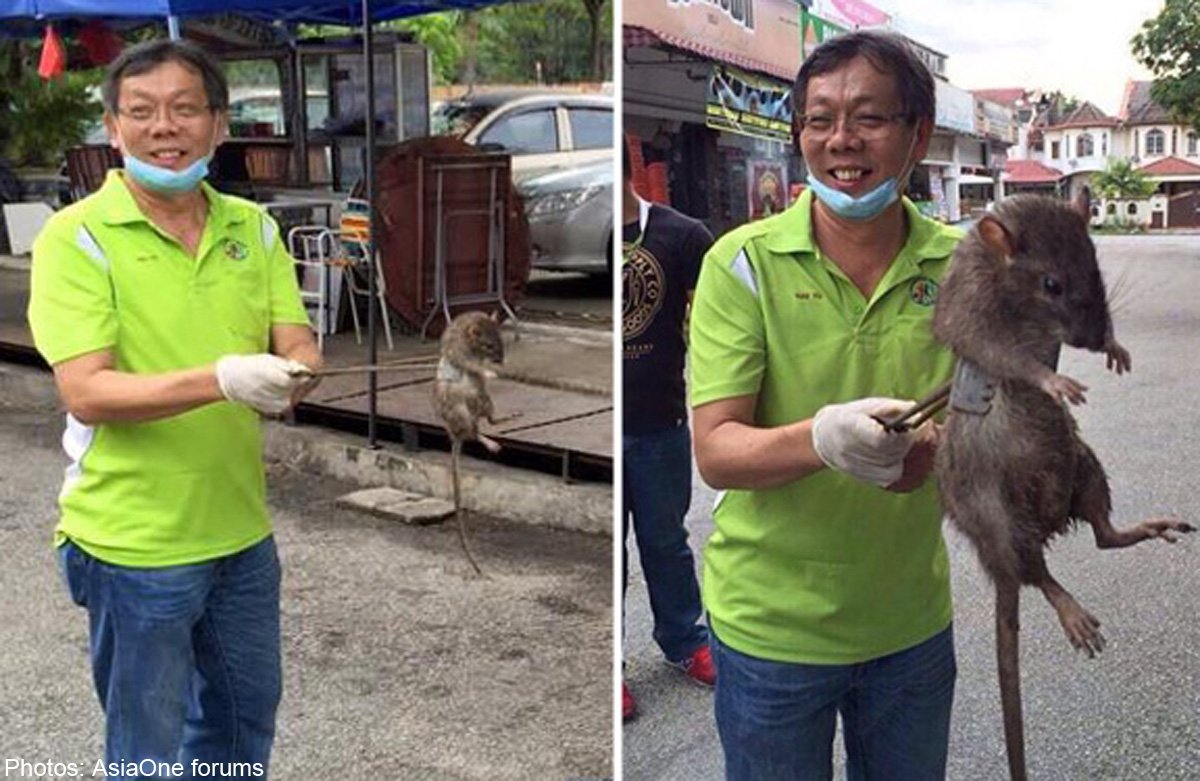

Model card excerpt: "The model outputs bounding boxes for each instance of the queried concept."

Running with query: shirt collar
[762,188,960,264]
[99,169,245,228]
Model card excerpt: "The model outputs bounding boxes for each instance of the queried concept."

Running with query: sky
[875,0,1166,115]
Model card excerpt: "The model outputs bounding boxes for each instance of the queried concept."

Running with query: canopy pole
[363,0,379,449]
[167,15,181,40]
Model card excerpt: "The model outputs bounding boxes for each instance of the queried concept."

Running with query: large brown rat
[929,193,1194,780]
[432,310,505,576]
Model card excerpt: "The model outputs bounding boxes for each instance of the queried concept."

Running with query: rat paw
[1105,341,1132,375]
[1040,372,1089,405]
[1138,518,1196,543]
[1061,609,1105,658]
[477,433,502,454]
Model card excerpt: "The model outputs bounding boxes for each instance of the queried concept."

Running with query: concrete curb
[0,362,58,410]
[0,254,30,272]
[1,362,613,537]
[506,319,612,346]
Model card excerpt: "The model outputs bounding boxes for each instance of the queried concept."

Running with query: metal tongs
[874,359,999,433]
[873,382,951,434]
[286,354,440,379]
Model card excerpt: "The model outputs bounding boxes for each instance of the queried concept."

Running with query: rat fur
[932,193,1194,780]
[431,311,505,576]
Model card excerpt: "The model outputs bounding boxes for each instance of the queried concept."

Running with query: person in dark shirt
[622,141,716,721]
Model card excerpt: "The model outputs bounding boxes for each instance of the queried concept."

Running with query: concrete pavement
[623,234,1200,780]
[0,402,614,780]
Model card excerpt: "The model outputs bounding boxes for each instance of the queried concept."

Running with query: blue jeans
[713,626,956,781]
[622,422,708,662]
[59,536,282,780]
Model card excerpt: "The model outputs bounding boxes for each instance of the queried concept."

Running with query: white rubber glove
[215,354,312,415]
[811,397,917,488]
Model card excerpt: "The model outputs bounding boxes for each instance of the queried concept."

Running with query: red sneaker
[622,682,637,722]
[672,645,717,687]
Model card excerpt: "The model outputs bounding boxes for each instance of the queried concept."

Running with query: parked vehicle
[434,91,612,183]
[519,158,612,277]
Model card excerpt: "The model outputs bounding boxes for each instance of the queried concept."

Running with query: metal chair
[285,200,394,351]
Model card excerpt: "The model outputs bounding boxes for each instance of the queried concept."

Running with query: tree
[1131,0,1200,131]
[0,39,102,169]
[1092,158,1157,201]
[300,14,466,86]
[474,0,610,84]
[388,13,464,85]
[580,0,607,81]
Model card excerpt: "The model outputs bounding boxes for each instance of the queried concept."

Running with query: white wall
[1040,126,1111,174]
[1094,197,1155,228]
[1120,124,1200,163]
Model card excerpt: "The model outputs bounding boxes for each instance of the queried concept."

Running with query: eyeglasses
[796,111,910,140]
[116,102,213,125]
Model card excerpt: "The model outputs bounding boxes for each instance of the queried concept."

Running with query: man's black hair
[102,39,229,115]
[792,31,935,126]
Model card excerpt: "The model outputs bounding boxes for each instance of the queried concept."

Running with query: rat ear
[1071,190,1090,223]
[976,215,1015,261]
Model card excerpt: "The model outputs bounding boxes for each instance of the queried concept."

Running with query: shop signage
[626,0,806,81]
[811,0,890,30]
[800,8,848,60]
[706,65,794,143]
[936,80,976,134]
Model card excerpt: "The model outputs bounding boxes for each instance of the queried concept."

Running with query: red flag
[38,24,67,80]
[80,22,123,67]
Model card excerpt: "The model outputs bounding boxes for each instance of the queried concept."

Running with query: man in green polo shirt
[690,32,962,780]
[27,40,319,780]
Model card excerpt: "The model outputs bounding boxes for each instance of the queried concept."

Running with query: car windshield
[432,102,494,138]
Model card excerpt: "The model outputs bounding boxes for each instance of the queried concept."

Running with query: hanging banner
[748,158,788,220]
[811,0,890,30]
[800,8,848,60]
[707,65,794,143]
[626,0,805,81]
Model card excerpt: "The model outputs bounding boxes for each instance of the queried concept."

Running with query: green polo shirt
[27,170,310,568]
[689,190,962,664]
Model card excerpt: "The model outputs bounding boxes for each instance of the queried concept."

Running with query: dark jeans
[623,422,708,662]
[59,536,282,780]
[712,625,956,781]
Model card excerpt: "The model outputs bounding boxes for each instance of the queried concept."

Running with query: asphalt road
[0,406,612,780]
[520,270,613,329]
[622,234,1200,780]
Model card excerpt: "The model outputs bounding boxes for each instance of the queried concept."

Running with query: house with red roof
[1116,80,1200,227]
[991,80,1200,227]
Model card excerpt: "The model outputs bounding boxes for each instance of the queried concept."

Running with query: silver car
[520,159,613,277]
[435,91,613,184]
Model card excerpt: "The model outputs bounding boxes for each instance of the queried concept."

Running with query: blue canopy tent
[0,1,514,25]
[1,0,525,447]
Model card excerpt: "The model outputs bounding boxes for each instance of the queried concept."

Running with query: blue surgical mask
[122,152,212,193]
[806,173,901,221]
[807,131,920,221]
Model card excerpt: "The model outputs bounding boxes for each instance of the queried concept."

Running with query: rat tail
[451,440,483,576]
[997,582,1027,781]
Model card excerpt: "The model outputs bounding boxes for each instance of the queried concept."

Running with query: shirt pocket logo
[909,277,939,307]
[224,239,249,261]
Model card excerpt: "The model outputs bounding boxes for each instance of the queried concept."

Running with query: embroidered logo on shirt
[224,239,249,261]
[909,277,939,306]
[794,290,824,301]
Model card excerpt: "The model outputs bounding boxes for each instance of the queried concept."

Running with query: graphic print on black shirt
[622,203,713,435]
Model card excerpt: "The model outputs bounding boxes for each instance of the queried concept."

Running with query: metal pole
[167,16,181,40]
[362,0,379,448]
